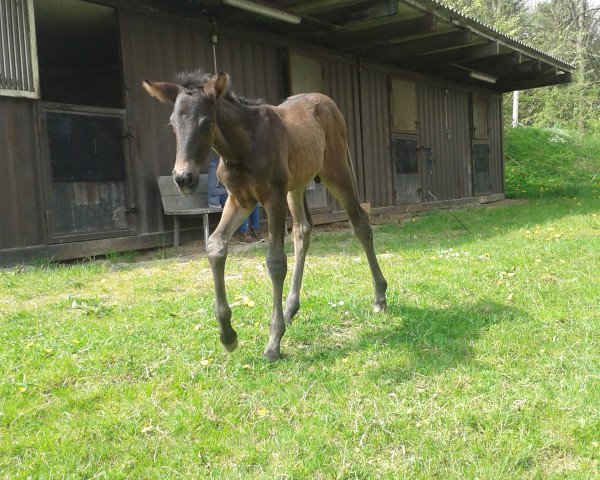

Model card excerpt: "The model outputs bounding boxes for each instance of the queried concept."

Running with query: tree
[523,0,600,129]
[440,0,529,38]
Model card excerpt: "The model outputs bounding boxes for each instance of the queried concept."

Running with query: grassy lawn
[1,195,599,479]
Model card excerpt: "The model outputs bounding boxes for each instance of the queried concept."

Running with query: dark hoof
[373,300,387,313]
[263,347,281,362]
[223,338,238,352]
[220,330,238,352]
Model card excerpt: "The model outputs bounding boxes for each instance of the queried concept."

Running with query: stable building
[0,0,572,265]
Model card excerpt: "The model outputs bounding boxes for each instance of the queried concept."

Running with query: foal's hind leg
[320,168,387,312]
[284,188,313,325]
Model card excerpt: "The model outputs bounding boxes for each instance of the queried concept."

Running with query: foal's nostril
[175,171,192,187]
[174,171,197,193]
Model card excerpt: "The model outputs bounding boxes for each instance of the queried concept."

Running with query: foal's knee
[206,233,227,265]
[292,222,312,244]
[267,249,287,283]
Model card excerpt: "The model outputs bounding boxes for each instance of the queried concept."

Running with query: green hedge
[504,127,600,199]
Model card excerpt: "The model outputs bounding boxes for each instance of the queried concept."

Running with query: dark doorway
[393,136,421,204]
[33,0,123,108]
[473,143,491,195]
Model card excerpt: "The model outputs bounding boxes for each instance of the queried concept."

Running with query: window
[393,136,418,174]
[472,95,489,140]
[391,78,417,133]
[46,111,127,182]
[33,0,123,108]
[0,0,40,98]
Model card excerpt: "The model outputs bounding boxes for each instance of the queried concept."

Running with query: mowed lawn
[1,198,598,479]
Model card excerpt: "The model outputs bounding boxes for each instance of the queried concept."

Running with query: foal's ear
[142,80,181,104]
[205,72,229,100]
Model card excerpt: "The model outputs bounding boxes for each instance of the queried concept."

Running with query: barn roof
[164,0,573,92]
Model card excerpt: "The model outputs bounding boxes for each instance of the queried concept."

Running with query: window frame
[0,0,40,99]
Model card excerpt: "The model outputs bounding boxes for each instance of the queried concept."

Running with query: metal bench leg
[173,216,180,247]
[203,212,210,250]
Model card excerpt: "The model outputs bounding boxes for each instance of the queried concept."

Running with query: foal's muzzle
[173,170,198,195]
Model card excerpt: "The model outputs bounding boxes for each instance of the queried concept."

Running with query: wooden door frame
[37,102,136,244]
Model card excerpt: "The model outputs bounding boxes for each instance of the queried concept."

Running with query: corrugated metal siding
[489,96,504,194]
[0,98,44,250]
[359,67,393,208]
[418,83,471,202]
[216,33,283,104]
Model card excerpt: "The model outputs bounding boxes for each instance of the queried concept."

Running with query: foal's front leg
[262,192,288,361]
[206,198,251,352]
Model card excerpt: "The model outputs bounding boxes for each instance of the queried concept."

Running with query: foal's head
[143,71,229,194]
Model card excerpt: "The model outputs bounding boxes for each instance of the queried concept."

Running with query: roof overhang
[163,0,573,92]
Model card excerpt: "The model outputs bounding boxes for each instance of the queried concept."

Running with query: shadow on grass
[296,299,524,382]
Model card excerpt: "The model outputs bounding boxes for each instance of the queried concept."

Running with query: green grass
[1,196,599,479]
[505,127,600,199]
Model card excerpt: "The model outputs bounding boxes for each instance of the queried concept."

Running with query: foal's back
[274,93,349,191]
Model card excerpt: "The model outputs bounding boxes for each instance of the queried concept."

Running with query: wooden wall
[0,1,506,264]
[359,65,394,208]
[0,98,44,252]
[418,83,473,202]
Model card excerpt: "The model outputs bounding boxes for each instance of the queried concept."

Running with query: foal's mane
[175,69,265,108]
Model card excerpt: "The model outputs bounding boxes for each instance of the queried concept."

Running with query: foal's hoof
[373,300,387,313]
[223,339,238,352]
[220,330,238,352]
[262,346,281,362]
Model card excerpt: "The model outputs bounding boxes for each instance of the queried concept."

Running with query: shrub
[504,126,600,199]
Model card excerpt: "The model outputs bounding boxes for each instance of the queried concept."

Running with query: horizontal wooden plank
[163,208,222,215]
[161,195,217,212]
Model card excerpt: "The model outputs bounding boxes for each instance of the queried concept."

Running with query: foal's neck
[213,98,255,166]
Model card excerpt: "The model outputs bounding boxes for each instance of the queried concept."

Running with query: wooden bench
[157,175,222,248]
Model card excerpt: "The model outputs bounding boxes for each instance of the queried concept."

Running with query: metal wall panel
[216,33,283,104]
[489,96,504,194]
[0,98,44,251]
[418,83,471,202]
[359,67,393,208]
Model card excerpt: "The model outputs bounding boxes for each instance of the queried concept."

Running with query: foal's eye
[199,117,212,131]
